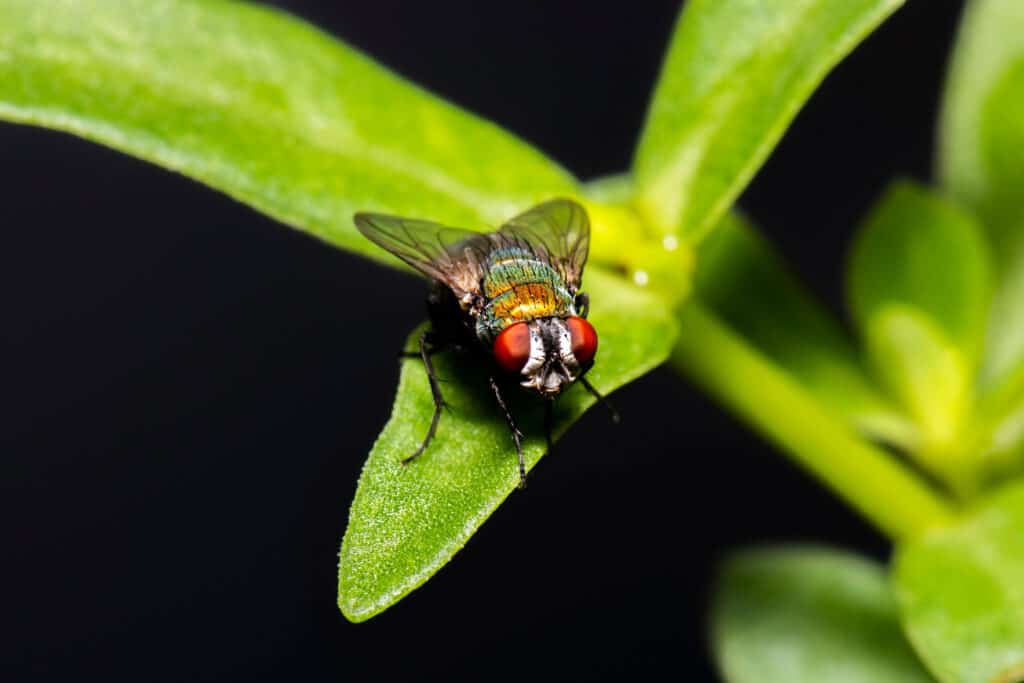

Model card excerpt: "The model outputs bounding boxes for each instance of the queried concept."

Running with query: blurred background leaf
[863,306,971,483]
[895,482,1024,683]
[712,546,934,683]
[847,181,993,365]
[939,0,1024,390]
[845,182,992,473]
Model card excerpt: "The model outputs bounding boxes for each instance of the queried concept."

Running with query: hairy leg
[579,376,621,424]
[400,330,448,465]
[489,375,527,489]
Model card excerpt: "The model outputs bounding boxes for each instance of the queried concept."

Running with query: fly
[354,198,617,488]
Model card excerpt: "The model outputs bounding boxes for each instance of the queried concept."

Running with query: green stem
[671,302,956,542]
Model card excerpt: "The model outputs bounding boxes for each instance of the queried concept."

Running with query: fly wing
[353,211,492,299]
[498,198,590,290]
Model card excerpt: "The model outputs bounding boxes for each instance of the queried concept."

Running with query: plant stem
[671,302,956,542]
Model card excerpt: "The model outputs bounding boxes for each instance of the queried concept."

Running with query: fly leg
[579,376,621,424]
[398,330,446,360]
[401,330,448,466]
[489,375,527,489]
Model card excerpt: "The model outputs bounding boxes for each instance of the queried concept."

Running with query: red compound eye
[493,322,532,374]
[567,316,598,366]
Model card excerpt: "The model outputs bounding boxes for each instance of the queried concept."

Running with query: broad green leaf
[895,481,1024,683]
[864,306,973,483]
[0,0,577,265]
[338,269,678,622]
[632,0,904,242]
[939,0,1024,387]
[847,181,994,365]
[695,212,915,447]
[712,546,934,683]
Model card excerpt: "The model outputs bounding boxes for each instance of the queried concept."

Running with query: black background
[4,1,965,680]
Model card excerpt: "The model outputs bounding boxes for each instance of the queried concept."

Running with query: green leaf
[939,0,1024,387]
[982,236,1024,391]
[895,481,1024,683]
[695,212,915,447]
[338,269,678,621]
[712,545,934,683]
[863,307,972,477]
[0,0,577,264]
[846,182,995,479]
[970,363,1024,474]
[847,181,993,367]
[632,0,904,242]
[939,0,1024,230]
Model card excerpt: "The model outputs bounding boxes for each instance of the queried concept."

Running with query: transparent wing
[498,198,591,290]
[353,212,493,299]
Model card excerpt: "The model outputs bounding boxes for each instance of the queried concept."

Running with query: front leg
[401,330,448,465]
[579,375,621,424]
[488,375,527,489]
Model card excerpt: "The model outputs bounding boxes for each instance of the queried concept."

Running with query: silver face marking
[518,317,582,397]
[520,322,547,378]
[554,319,580,372]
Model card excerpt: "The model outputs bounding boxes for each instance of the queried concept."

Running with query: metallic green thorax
[475,245,576,343]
